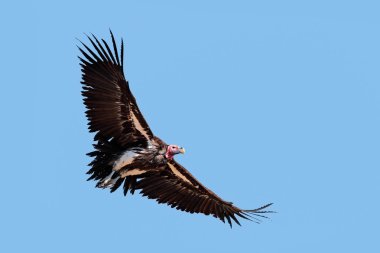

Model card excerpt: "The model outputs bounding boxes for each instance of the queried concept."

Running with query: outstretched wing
[135,160,273,227]
[78,31,153,147]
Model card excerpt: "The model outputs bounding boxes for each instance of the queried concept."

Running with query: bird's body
[78,31,273,226]
[93,137,168,188]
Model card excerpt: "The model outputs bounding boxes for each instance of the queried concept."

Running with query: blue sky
[1,1,379,252]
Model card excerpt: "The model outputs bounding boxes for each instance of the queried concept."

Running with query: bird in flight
[78,31,273,227]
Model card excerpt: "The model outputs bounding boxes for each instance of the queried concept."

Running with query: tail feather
[86,139,136,194]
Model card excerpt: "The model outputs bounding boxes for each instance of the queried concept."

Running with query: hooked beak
[179,147,185,154]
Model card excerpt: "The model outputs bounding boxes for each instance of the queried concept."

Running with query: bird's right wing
[78,31,153,148]
[135,160,273,227]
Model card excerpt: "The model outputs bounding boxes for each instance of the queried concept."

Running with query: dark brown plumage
[78,30,273,227]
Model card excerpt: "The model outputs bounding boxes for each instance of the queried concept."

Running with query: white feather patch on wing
[131,111,150,140]
[113,151,138,171]
[167,163,194,186]
[120,168,147,178]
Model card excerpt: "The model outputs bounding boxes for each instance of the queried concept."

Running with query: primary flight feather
[78,31,273,227]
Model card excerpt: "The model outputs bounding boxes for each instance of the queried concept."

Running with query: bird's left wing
[78,31,153,147]
[135,160,273,227]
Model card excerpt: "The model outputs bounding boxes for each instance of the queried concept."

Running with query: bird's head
[165,145,185,160]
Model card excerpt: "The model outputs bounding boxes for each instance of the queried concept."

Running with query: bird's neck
[165,147,173,160]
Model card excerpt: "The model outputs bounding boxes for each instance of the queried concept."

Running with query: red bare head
[165,145,185,160]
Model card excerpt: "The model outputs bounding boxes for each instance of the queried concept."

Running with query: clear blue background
[1,1,379,252]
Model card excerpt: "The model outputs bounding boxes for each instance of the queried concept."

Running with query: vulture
[78,31,273,227]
